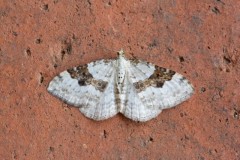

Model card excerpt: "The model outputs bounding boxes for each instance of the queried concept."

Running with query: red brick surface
[0,0,240,159]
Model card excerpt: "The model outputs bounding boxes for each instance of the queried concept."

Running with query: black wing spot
[78,80,86,86]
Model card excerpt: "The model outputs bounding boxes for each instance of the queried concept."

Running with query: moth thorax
[117,57,126,84]
[117,70,125,86]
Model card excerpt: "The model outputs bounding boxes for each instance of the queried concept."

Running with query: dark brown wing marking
[67,65,108,92]
[133,66,176,92]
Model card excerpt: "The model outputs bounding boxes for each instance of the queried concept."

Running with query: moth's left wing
[47,59,118,120]
[121,59,194,122]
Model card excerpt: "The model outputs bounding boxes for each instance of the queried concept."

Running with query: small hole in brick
[43,4,49,11]
[12,31,18,36]
[212,7,220,14]
[49,146,54,152]
[39,73,44,84]
[180,113,184,117]
[200,87,206,93]
[61,50,66,60]
[35,38,42,44]
[149,137,154,142]
[103,130,107,138]
[223,56,231,64]
[179,56,184,62]
[233,110,239,119]
[25,48,31,56]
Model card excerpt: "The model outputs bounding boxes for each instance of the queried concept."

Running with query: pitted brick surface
[0,0,239,159]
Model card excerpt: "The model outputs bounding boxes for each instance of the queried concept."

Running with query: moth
[48,49,194,122]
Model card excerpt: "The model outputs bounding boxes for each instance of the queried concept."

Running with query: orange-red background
[0,0,239,159]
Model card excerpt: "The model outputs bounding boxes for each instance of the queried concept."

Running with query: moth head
[117,49,125,57]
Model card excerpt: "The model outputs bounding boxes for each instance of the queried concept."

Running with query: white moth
[48,49,194,122]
